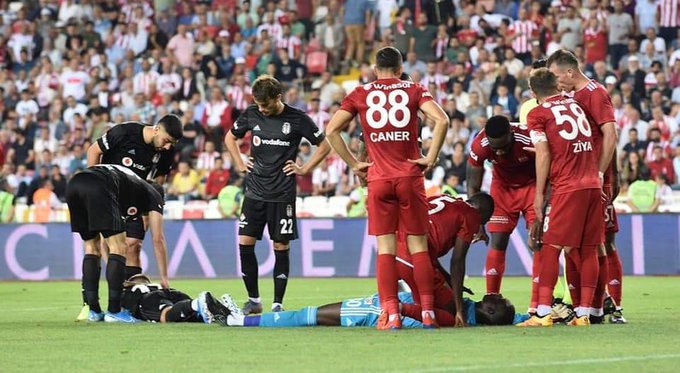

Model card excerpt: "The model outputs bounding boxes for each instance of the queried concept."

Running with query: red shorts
[542,189,603,247]
[487,183,536,234]
[367,176,429,236]
[603,185,619,234]
[395,250,453,309]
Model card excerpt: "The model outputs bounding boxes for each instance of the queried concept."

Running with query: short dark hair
[485,115,511,139]
[529,68,559,99]
[629,128,638,133]
[467,192,495,224]
[157,114,183,141]
[399,72,413,81]
[480,294,516,326]
[532,58,547,69]
[375,46,402,73]
[252,75,284,102]
[546,49,579,69]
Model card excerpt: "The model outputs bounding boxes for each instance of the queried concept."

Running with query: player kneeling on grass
[121,274,232,324]
[67,164,169,323]
[212,292,521,328]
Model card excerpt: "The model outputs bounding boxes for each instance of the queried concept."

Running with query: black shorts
[66,172,124,241]
[139,289,191,322]
[239,197,298,242]
[125,218,145,240]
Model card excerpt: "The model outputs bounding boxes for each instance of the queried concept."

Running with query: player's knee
[273,241,290,251]
[126,239,143,258]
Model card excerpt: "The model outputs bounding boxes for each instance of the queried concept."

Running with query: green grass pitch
[1,277,680,372]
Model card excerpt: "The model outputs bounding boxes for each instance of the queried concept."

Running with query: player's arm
[326,110,368,175]
[598,122,617,184]
[147,210,169,288]
[284,140,331,176]
[449,238,471,327]
[416,100,449,172]
[225,131,250,174]
[467,144,489,243]
[532,139,550,246]
[86,142,104,167]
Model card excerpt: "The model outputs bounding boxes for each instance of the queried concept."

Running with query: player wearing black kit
[225,75,330,314]
[66,164,169,323]
[75,115,183,321]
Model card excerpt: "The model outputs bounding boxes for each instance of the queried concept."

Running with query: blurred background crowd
[0,0,679,222]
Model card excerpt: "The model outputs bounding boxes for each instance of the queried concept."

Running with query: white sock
[537,305,551,317]
[191,299,199,311]
[590,308,604,317]
[249,297,261,304]
[422,310,435,319]
[272,302,283,311]
[576,307,589,318]
[227,314,245,326]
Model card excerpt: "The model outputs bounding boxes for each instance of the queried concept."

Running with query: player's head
[528,68,560,102]
[123,273,152,287]
[546,49,581,91]
[154,114,183,151]
[374,46,403,77]
[475,294,516,325]
[466,192,494,224]
[252,74,285,116]
[485,115,513,156]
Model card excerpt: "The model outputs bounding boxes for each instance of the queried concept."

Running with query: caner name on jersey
[572,140,593,153]
[369,131,411,142]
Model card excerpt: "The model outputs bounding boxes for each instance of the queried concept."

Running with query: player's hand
[352,161,372,179]
[472,225,489,245]
[454,312,468,327]
[282,160,305,176]
[534,193,545,221]
[522,146,536,153]
[408,157,436,173]
[160,277,170,289]
[530,218,543,247]
[236,158,255,175]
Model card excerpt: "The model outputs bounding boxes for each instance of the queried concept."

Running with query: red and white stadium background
[0,216,678,280]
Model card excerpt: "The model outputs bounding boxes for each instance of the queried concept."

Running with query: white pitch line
[407,353,680,372]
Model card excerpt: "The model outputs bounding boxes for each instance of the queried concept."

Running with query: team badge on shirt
[252,136,261,147]
[282,122,291,135]
[127,206,138,216]
[122,157,133,167]
[286,204,293,217]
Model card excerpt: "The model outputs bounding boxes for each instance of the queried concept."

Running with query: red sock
[530,250,541,309]
[607,250,623,307]
[485,249,506,294]
[592,254,608,309]
[411,252,435,312]
[579,246,600,309]
[401,304,456,327]
[566,250,581,307]
[377,254,399,316]
[538,247,560,310]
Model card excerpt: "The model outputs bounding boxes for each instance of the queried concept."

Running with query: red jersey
[571,80,616,185]
[340,78,434,182]
[425,195,482,259]
[528,96,600,194]
[584,29,608,65]
[468,125,536,188]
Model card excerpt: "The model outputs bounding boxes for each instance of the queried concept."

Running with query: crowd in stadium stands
[0,0,680,221]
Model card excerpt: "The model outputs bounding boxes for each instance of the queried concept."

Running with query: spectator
[346,184,367,217]
[157,62,181,97]
[673,147,680,186]
[620,56,647,98]
[131,93,156,123]
[557,6,581,52]
[618,38,643,70]
[201,87,234,152]
[314,14,345,73]
[607,0,634,71]
[640,28,667,64]
[0,178,15,223]
[491,85,518,119]
[196,141,222,173]
[68,144,87,175]
[402,52,427,77]
[655,174,674,206]
[411,13,437,63]
[31,178,62,223]
[217,179,243,218]
[647,145,676,184]
[168,161,200,201]
[342,0,372,67]
[26,166,50,205]
[204,157,230,201]
[52,144,74,176]
[390,7,414,57]
[648,106,677,141]
[635,0,659,35]
[502,48,524,77]
[274,48,305,84]
[626,170,659,212]
[49,165,66,200]
[312,158,339,197]
[584,17,607,66]
[313,71,342,109]
[167,24,195,67]
[441,172,462,197]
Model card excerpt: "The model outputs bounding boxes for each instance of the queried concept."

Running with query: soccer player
[225,75,330,314]
[325,46,449,329]
[467,116,539,310]
[66,164,169,322]
[395,193,495,327]
[518,68,603,327]
[121,274,231,324]
[76,114,183,320]
[546,50,624,323]
[216,292,520,328]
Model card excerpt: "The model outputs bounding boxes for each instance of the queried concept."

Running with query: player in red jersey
[467,116,540,312]
[518,68,603,327]
[547,50,625,324]
[325,46,449,330]
[395,193,495,327]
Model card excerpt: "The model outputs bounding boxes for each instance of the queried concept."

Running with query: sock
[165,300,196,322]
[485,249,506,294]
[579,246,600,311]
[576,307,589,318]
[239,245,259,299]
[82,254,102,313]
[411,252,435,314]
[592,254,608,310]
[537,247,560,317]
[191,299,199,311]
[257,307,318,327]
[607,250,623,308]
[530,250,540,309]
[566,250,581,307]
[273,249,290,304]
[376,254,399,317]
[125,266,142,280]
[106,254,126,313]
[401,304,456,327]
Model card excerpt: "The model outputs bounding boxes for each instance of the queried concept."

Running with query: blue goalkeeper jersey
[339,292,422,328]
